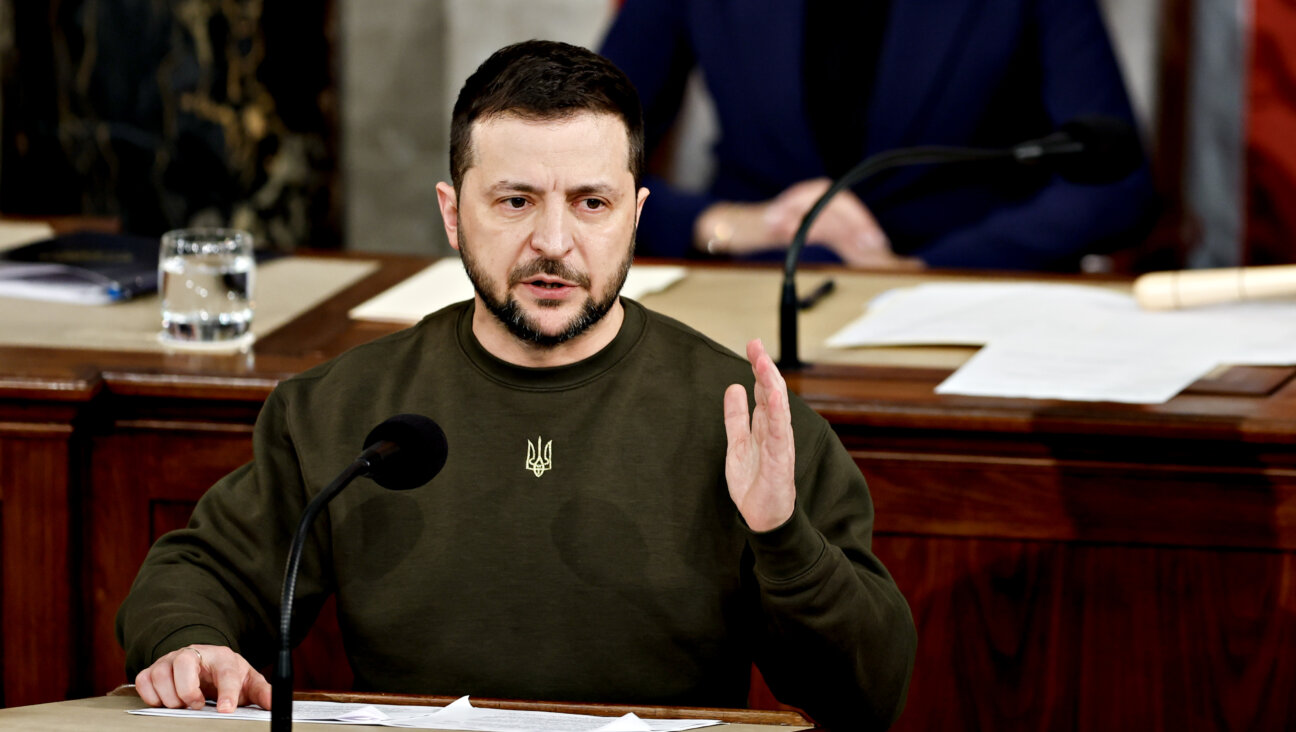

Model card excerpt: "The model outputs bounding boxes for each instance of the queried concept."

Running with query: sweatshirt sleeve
[115,388,336,675]
[745,419,917,731]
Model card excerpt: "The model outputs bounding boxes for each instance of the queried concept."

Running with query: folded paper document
[827,282,1296,403]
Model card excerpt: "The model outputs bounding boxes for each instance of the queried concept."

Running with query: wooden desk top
[0,691,813,731]
[2,254,1292,446]
[2,253,1285,443]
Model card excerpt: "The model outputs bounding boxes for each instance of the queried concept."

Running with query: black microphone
[1010,117,1142,184]
[778,116,1141,370]
[271,414,447,732]
[359,414,451,490]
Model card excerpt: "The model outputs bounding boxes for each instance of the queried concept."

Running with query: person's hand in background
[696,177,921,269]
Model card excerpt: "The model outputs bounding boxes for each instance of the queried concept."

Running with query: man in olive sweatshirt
[119,40,916,731]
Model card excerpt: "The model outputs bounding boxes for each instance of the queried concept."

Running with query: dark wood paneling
[87,427,353,695]
[0,499,4,705]
[1151,549,1296,730]
[0,433,78,707]
[859,452,1296,550]
[875,536,1296,732]
[87,429,255,695]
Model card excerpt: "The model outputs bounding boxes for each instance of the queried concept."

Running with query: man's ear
[436,182,460,250]
[634,186,650,228]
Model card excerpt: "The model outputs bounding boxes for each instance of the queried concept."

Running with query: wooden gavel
[1133,265,1296,309]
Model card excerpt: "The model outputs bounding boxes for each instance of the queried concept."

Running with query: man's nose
[530,203,573,258]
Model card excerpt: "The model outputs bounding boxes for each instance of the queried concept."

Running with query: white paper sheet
[348,259,687,324]
[826,282,1296,403]
[386,696,710,731]
[128,696,719,731]
[0,223,123,304]
[825,282,1133,347]
[934,312,1236,403]
[1166,300,1296,365]
[128,699,433,724]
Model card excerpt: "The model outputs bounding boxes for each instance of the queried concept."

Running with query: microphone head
[362,414,448,490]
[1051,116,1143,184]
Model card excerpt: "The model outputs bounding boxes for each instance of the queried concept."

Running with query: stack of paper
[826,282,1296,403]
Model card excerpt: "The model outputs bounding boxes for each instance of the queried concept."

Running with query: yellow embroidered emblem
[525,436,552,477]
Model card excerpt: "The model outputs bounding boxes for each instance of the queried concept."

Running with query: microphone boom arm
[778,146,1010,370]
[269,412,445,731]
[271,456,373,732]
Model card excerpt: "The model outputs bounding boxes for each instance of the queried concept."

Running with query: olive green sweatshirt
[117,298,915,730]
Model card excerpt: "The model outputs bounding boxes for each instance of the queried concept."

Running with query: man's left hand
[723,339,797,532]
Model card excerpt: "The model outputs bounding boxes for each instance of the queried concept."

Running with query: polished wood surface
[291,689,811,725]
[0,688,813,731]
[1,254,1293,730]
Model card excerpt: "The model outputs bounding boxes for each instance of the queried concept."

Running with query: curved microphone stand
[777,146,1014,371]
[271,458,373,732]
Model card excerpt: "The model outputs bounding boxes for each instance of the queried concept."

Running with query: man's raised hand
[723,339,797,532]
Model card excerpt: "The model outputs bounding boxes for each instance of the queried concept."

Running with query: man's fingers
[723,383,751,447]
[734,338,792,448]
[745,338,770,371]
[747,339,785,395]
[145,660,185,709]
[747,339,792,447]
[135,667,161,707]
[745,339,773,406]
[213,658,246,713]
[137,645,272,713]
[173,649,207,710]
[246,669,274,711]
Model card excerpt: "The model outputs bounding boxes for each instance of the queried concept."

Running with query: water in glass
[159,230,255,342]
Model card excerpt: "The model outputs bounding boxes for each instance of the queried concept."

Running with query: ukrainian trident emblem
[525,436,552,477]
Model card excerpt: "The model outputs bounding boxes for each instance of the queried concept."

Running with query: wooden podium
[1,254,1293,730]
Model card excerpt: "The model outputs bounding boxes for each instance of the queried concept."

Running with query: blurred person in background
[600,0,1158,271]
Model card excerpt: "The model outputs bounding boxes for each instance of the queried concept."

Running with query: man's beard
[458,227,634,348]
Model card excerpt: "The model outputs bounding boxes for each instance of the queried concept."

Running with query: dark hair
[449,40,645,193]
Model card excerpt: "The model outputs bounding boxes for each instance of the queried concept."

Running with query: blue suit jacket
[601,0,1158,270]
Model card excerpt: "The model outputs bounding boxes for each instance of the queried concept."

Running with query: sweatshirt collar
[456,297,647,390]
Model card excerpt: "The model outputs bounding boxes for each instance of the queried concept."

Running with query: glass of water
[158,228,256,348]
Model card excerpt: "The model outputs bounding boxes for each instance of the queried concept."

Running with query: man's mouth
[525,276,575,290]
[508,258,591,297]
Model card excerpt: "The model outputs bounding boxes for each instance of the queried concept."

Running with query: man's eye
[505,197,527,209]
[582,199,605,210]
